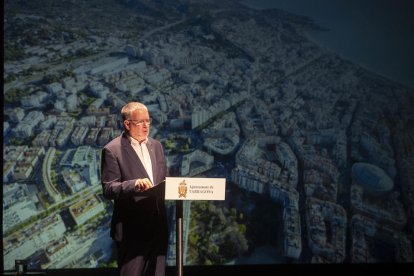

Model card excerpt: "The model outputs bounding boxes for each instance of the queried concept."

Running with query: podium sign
[165,177,226,200]
[166,177,225,276]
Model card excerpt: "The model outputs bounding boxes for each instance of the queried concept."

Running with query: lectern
[165,177,226,276]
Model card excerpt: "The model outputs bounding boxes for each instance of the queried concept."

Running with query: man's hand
[135,178,152,192]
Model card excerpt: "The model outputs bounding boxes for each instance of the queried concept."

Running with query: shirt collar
[128,134,148,146]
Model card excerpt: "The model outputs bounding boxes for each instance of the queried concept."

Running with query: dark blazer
[101,132,168,254]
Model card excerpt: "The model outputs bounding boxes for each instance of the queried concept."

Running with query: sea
[241,0,414,89]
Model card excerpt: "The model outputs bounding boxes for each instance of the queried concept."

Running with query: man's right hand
[135,178,152,192]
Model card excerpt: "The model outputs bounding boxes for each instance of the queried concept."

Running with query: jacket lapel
[147,139,159,185]
[121,133,149,179]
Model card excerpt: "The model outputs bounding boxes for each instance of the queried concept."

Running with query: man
[101,102,169,276]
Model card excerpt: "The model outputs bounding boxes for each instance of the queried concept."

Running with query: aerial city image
[3,0,414,271]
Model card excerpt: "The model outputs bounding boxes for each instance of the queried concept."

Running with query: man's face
[124,109,151,142]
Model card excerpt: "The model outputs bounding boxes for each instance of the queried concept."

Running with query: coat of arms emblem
[178,180,187,198]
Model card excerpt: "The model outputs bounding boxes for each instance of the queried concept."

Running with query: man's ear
[124,120,130,131]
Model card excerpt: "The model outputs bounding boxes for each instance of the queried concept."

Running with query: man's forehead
[131,109,149,117]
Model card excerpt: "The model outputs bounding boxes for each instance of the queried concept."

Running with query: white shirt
[129,136,154,186]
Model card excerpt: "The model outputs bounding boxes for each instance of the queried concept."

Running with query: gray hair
[121,102,148,120]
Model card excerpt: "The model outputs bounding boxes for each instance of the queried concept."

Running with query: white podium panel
[165,177,226,200]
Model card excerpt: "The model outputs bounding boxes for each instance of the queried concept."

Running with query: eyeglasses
[128,118,152,126]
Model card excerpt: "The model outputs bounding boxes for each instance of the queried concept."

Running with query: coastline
[305,28,414,90]
[239,0,414,90]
